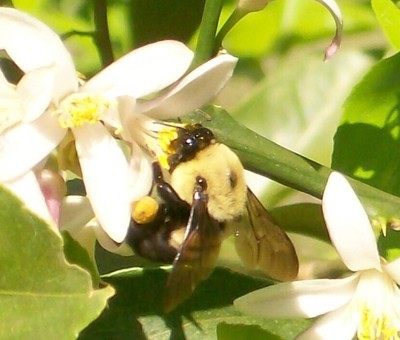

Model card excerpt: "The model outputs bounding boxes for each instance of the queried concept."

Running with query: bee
[126,123,298,312]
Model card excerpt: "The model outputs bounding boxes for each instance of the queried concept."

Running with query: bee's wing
[163,187,223,313]
[233,188,299,281]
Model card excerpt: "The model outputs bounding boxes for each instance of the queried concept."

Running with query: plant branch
[92,0,114,66]
[191,0,223,68]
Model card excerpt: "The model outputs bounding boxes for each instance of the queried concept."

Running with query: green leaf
[271,204,328,242]
[332,52,400,197]
[62,231,101,287]
[0,186,114,339]
[372,0,400,50]
[232,50,373,206]
[217,320,309,340]
[80,267,310,339]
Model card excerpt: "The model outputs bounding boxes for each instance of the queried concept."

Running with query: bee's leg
[152,162,190,210]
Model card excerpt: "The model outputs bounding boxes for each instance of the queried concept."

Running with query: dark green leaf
[332,52,400,197]
[62,231,101,287]
[0,186,114,339]
[80,267,309,339]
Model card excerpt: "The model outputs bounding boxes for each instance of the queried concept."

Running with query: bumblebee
[127,123,298,312]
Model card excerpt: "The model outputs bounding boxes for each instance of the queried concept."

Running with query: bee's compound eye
[131,196,159,224]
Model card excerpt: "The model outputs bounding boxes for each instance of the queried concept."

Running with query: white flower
[59,195,134,259]
[0,8,236,243]
[234,172,400,340]
[58,51,238,254]
[2,170,57,230]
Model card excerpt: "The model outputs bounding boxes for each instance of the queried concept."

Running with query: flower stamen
[350,269,400,340]
[55,93,112,129]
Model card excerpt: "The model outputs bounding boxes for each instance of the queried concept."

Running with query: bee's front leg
[152,162,190,211]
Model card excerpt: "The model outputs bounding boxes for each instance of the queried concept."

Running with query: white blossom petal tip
[322,172,381,272]
[234,276,357,319]
[0,110,66,182]
[315,0,343,60]
[0,7,77,98]
[83,40,194,99]
[143,53,238,119]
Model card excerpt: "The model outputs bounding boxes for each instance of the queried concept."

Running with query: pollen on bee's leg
[131,196,159,224]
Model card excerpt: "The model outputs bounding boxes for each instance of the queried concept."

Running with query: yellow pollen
[158,128,178,154]
[56,93,111,129]
[158,153,170,170]
[131,196,159,224]
[143,125,180,170]
[351,270,400,340]
[357,307,399,340]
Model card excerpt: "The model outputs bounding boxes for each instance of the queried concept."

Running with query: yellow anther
[158,128,178,154]
[352,270,400,340]
[56,93,111,129]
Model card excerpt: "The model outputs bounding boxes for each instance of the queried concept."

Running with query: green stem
[214,9,245,53]
[191,0,223,68]
[93,0,114,66]
[184,107,400,220]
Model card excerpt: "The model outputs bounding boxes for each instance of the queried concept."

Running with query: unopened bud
[237,0,272,13]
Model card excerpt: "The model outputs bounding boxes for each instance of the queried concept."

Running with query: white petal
[0,110,66,181]
[322,172,381,271]
[3,170,56,231]
[138,53,238,120]
[59,196,99,261]
[234,275,358,318]
[18,66,56,122]
[297,303,357,340]
[82,40,193,99]
[128,142,153,201]
[0,72,25,132]
[59,195,94,233]
[93,223,134,256]
[315,0,343,60]
[0,70,15,94]
[0,8,77,100]
[72,123,131,243]
[383,258,400,285]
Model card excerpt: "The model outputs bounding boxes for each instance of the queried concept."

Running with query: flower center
[55,93,112,129]
[350,269,400,340]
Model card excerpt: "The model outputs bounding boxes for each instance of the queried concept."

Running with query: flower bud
[236,0,272,12]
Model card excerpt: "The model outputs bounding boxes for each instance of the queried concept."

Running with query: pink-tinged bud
[36,169,67,225]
